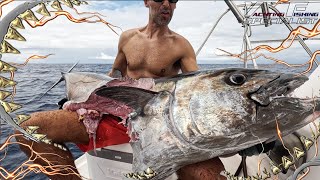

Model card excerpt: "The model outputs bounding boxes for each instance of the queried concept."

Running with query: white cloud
[94,52,115,60]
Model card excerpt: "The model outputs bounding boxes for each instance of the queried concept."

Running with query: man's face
[145,0,177,26]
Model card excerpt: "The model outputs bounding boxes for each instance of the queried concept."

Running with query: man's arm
[108,32,128,77]
[180,38,199,73]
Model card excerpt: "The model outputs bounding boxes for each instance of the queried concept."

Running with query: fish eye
[229,74,246,85]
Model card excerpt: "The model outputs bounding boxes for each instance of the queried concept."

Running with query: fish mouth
[256,97,320,143]
[249,74,308,106]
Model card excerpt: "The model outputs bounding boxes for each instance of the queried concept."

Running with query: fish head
[173,69,312,148]
[186,68,320,151]
[238,70,318,141]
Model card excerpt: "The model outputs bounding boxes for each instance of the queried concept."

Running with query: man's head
[144,0,178,26]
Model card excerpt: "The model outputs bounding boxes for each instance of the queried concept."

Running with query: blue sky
[89,1,142,10]
[1,1,320,65]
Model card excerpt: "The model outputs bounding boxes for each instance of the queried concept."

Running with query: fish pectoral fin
[95,86,158,112]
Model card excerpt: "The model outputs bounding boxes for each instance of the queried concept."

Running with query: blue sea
[0,63,316,180]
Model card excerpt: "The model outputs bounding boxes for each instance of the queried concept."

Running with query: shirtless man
[16,0,226,179]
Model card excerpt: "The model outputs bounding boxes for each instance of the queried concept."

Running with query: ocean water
[0,63,316,180]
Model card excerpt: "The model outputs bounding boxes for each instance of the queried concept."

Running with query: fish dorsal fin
[95,86,158,112]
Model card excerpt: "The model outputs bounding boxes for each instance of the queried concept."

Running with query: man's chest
[123,39,181,71]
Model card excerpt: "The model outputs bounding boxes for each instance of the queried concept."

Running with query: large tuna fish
[56,69,320,179]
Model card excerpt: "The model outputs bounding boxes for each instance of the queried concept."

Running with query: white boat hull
[75,144,177,180]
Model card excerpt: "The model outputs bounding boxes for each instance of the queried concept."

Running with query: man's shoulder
[118,29,140,48]
[169,31,195,57]
[170,31,191,46]
[169,31,188,42]
[120,28,140,40]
